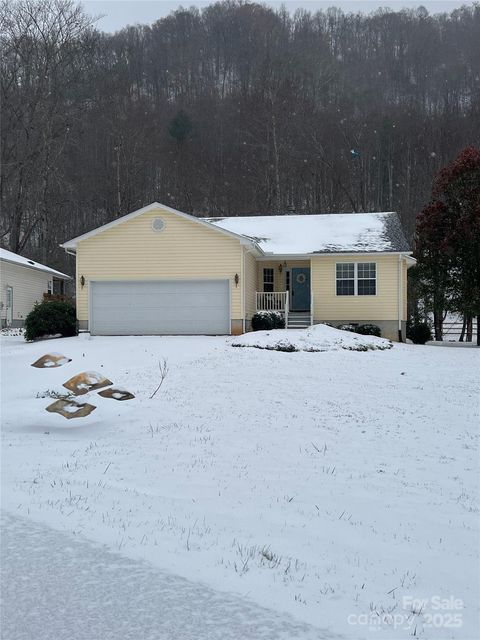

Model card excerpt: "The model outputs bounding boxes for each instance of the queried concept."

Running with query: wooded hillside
[1,0,479,271]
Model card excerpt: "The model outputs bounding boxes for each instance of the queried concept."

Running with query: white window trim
[285,268,291,292]
[263,267,274,292]
[335,262,377,297]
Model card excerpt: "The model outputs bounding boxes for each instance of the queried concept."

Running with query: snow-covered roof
[203,212,411,255]
[0,248,70,279]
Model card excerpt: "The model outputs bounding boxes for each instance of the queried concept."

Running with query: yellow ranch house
[61,202,415,341]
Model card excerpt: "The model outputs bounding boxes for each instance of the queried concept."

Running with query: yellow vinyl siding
[257,260,310,292]
[76,206,243,324]
[258,260,283,292]
[403,261,408,321]
[311,254,401,321]
[244,249,257,321]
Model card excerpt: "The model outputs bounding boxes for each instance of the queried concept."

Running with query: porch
[255,261,313,329]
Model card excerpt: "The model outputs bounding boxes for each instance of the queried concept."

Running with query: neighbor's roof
[0,248,70,279]
[203,212,411,255]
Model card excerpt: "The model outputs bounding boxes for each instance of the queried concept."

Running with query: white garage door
[90,280,230,335]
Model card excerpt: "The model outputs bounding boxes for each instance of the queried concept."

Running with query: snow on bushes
[232,323,393,352]
[251,311,285,331]
[355,323,382,337]
[24,300,77,342]
[337,323,382,336]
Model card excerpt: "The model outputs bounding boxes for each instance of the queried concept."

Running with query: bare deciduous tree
[1,0,478,277]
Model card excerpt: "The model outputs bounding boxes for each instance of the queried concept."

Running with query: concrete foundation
[230,319,244,336]
[314,319,406,342]
[78,318,404,340]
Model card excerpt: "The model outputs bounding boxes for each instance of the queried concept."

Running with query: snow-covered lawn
[1,333,479,639]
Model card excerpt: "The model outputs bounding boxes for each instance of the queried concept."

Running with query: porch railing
[256,292,289,327]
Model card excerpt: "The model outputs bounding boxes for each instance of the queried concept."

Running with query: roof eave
[0,256,71,279]
[257,250,412,259]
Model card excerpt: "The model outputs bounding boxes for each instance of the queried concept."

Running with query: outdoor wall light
[234,273,239,287]
[80,275,85,288]
[278,263,283,273]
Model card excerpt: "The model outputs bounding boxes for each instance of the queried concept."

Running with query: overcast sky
[82,1,475,32]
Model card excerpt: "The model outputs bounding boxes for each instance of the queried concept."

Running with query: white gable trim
[60,202,263,253]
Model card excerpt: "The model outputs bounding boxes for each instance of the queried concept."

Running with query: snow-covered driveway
[1,334,479,639]
[1,511,325,640]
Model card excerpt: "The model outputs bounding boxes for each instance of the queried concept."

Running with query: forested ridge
[1,0,479,272]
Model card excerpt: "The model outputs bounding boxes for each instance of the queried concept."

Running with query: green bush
[24,300,77,342]
[356,324,382,337]
[407,320,432,345]
[271,311,285,329]
[251,311,285,331]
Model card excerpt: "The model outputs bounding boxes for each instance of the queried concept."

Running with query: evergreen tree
[168,110,193,144]
[415,201,454,340]
[416,147,480,344]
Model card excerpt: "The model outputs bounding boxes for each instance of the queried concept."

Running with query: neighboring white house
[0,249,71,328]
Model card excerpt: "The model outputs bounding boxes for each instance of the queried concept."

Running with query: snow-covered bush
[356,324,382,337]
[251,311,285,331]
[336,323,357,333]
[24,300,77,342]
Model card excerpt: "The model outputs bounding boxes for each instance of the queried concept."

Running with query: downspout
[63,246,78,327]
[242,248,245,333]
[397,254,403,342]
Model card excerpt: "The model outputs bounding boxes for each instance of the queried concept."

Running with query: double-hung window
[357,262,376,295]
[263,268,274,292]
[336,263,355,295]
[336,262,376,296]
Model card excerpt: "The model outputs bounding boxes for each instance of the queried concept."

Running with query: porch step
[287,312,312,329]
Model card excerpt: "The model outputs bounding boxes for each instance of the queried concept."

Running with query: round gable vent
[151,217,165,232]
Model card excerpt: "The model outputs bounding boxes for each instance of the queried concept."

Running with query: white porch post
[285,291,289,329]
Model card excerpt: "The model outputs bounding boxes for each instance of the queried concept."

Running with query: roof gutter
[256,251,413,260]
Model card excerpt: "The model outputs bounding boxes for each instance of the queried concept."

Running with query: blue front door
[291,268,310,311]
